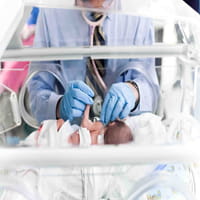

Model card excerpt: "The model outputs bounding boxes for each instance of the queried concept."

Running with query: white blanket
[166,113,200,144]
[2,113,199,200]
[125,113,167,145]
[20,120,91,147]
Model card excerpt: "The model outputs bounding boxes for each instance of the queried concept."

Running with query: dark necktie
[85,12,107,117]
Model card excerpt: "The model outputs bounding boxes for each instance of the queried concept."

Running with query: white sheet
[2,113,198,200]
[125,113,167,145]
[166,113,200,144]
[20,120,89,147]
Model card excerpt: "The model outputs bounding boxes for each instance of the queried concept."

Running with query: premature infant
[22,105,134,147]
[57,105,134,145]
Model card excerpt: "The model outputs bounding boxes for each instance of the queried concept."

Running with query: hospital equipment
[0,0,200,199]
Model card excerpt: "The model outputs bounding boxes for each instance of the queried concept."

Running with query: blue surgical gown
[28,8,159,123]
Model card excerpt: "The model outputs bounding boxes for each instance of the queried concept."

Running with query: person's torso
[35,8,152,88]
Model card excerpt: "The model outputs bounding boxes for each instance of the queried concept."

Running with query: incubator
[0,0,200,199]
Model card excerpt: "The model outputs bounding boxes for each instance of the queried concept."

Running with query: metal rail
[1,44,188,61]
[0,143,199,168]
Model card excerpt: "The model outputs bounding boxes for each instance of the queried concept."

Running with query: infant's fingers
[83,105,90,120]
[90,122,104,132]
[81,105,93,128]
[90,130,100,135]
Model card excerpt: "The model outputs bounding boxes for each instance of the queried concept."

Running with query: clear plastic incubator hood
[0,0,200,199]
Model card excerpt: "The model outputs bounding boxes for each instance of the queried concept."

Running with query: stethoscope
[82,10,107,92]
[80,1,115,117]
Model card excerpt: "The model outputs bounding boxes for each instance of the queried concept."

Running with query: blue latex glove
[100,82,136,124]
[59,81,94,121]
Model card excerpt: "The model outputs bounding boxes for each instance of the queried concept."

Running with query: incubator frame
[0,0,199,167]
[0,0,199,159]
[0,0,200,199]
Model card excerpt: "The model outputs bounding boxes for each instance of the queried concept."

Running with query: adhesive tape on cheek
[79,127,91,147]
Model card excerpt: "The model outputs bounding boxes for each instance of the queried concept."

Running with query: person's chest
[47,10,145,47]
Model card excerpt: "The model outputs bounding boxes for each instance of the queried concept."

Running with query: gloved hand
[100,82,136,125]
[59,80,94,121]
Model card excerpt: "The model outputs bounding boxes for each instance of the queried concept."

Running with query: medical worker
[28,0,159,125]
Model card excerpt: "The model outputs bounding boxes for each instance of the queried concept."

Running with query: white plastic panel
[0,0,24,59]
[23,0,200,24]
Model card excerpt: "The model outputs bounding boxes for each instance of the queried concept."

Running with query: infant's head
[104,119,133,145]
[57,117,133,146]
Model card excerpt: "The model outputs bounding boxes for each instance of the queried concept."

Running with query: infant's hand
[81,105,104,134]
[81,105,93,129]
[90,121,104,135]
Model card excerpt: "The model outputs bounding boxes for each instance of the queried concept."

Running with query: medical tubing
[126,172,195,200]
[19,69,65,129]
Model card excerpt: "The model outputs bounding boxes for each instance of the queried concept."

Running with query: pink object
[0,34,35,93]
